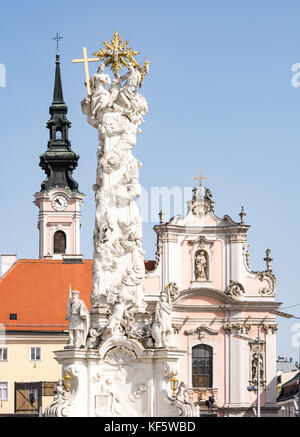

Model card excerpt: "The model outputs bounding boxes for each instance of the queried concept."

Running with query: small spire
[239,206,246,224]
[264,249,273,272]
[52,53,65,105]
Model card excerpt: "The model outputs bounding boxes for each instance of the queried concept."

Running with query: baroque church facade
[0,54,281,417]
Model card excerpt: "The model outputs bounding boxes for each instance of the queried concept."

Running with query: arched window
[56,129,62,140]
[53,230,66,254]
[192,344,213,388]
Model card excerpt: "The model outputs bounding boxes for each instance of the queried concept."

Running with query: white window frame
[29,347,41,362]
[0,347,8,362]
[0,382,8,401]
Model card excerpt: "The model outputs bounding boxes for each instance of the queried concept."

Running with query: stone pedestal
[45,338,192,417]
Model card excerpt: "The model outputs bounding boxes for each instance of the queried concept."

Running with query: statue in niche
[151,288,173,348]
[251,348,264,382]
[65,290,90,349]
[195,249,208,281]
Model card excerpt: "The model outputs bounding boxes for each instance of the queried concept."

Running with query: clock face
[51,195,68,211]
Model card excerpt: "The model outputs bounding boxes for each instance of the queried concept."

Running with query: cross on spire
[52,33,63,53]
[192,169,209,190]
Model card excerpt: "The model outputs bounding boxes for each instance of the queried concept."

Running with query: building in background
[0,54,284,417]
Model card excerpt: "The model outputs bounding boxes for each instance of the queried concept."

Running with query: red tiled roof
[0,258,155,332]
[0,259,93,331]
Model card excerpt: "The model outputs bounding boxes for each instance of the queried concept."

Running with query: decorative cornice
[160,233,178,243]
[226,234,247,244]
[262,323,278,334]
[223,322,251,334]
[185,324,219,338]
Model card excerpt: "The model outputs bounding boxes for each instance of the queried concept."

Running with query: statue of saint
[195,250,207,281]
[66,290,90,348]
[89,63,111,117]
[151,288,173,348]
[105,295,125,336]
[117,63,148,123]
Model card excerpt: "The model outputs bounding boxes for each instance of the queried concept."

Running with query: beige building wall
[0,333,67,414]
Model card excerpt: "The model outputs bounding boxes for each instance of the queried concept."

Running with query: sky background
[0,0,300,359]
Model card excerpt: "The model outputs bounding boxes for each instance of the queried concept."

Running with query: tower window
[56,129,62,140]
[192,344,213,388]
[53,231,66,254]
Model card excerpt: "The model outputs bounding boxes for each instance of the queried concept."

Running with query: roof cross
[192,169,209,190]
[52,33,63,53]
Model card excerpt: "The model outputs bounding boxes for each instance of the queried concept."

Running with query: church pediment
[173,287,238,306]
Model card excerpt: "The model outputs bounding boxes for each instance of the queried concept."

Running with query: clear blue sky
[1,0,300,359]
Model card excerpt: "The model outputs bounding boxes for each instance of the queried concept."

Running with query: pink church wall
[181,240,192,289]
[211,240,223,290]
[245,276,269,295]
[143,276,160,294]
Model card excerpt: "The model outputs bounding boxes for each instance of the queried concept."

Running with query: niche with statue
[194,248,209,281]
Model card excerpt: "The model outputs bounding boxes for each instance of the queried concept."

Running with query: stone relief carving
[227,280,245,298]
[256,270,276,297]
[104,346,137,365]
[242,242,251,270]
[44,380,70,417]
[191,186,205,217]
[185,325,219,342]
[128,383,147,402]
[223,322,251,334]
[204,187,215,214]
[154,234,162,269]
[168,382,200,417]
[262,324,278,334]
[65,290,90,349]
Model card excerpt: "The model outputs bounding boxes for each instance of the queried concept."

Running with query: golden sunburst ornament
[93,30,140,75]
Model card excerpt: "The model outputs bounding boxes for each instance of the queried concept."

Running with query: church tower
[34,54,85,260]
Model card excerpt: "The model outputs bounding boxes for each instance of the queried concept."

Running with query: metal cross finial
[192,169,209,191]
[52,33,63,53]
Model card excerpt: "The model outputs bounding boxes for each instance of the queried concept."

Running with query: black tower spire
[39,54,80,192]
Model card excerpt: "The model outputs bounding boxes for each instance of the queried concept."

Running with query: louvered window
[54,230,66,254]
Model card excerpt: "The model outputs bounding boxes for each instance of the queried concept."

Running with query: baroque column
[81,32,150,334]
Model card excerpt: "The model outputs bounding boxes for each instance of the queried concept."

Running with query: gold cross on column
[192,169,209,190]
[72,47,99,97]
